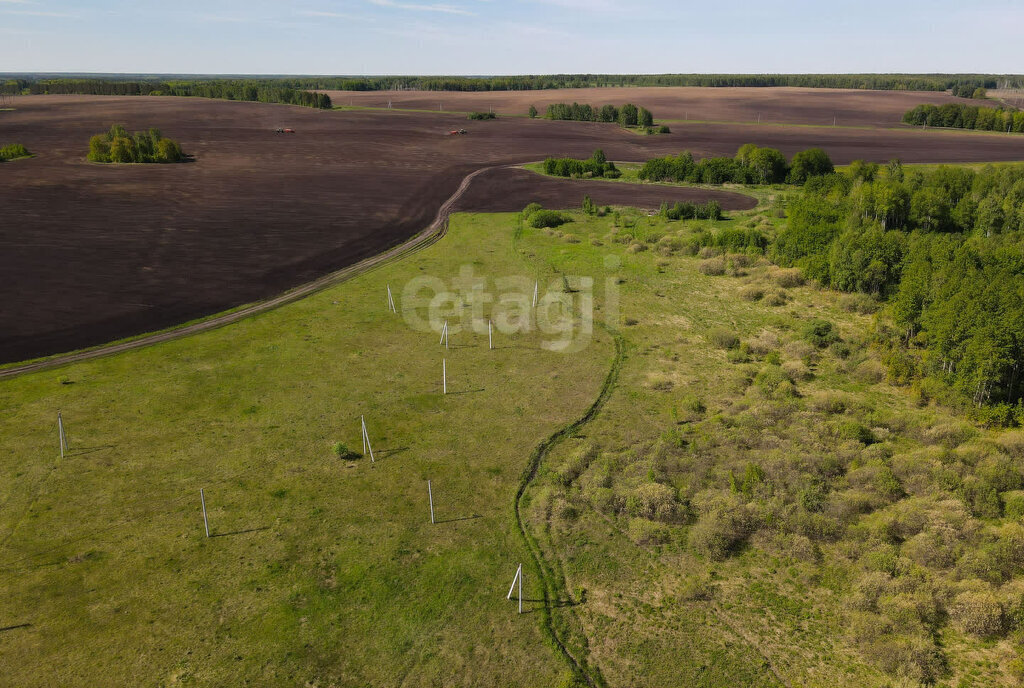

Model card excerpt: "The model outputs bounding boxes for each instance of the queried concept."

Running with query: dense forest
[903,103,1024,132]
[87,124,185,163]
[0,78,331,108]
[0,143,30,161]
[5,74,1022,96]
[639,144,834,185]
[773,163,1024,424]
[543,102,654,128]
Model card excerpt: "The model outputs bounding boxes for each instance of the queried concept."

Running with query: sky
[1,0,1022,75]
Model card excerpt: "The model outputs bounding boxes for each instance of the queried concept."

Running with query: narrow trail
[0,165,503,381]
[513,326,624,688]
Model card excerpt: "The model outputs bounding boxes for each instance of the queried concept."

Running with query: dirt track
[3,94,1024,365]
[322,86,992,128]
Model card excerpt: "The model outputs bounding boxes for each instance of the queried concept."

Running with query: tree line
[903,103,1024,132]
[8,74,1019,96]
[771,162,1024,423]
[87,124,185,164]
[639,144,834,185]
[1,78,331,109]
[543,102,654,128]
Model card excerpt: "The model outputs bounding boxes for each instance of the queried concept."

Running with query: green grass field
[3,195,1023,686]
[0,213,613,686]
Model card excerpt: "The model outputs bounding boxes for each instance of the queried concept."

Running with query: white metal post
[442,359,447,395]
[428,480,435,524]
[361,416,375,462]
[518,564,523,614]
[200,488,210,538]
[488,320,492,350]
[57,411,68,458]
[532,282,538,308]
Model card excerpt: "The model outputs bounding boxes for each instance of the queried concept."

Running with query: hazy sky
[2,0,1022,75]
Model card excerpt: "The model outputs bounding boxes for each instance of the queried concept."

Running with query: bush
[657,125,671,134]
[1005,490,1024,519]
[773,268,804,288]
[530,210,568,229]
[839,292,879,315]
[739,285,764,301]
[698,257,726,276]
[332,442,361,460]
[802,319,839,348]
[466,111,496,120]
[709,327,740,350]
[0,143,30,161]
[949,590,1005,637]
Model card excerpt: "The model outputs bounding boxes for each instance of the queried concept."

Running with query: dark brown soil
[322,86,992,128]
[2,94,1024,364]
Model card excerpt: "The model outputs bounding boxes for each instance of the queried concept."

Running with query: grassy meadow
[0,213,613,686]
[4,184,1024,687]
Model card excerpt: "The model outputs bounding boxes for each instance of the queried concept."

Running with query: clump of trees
[87,124,184,164]
[0,143,30,161]
[543,149,621,179]
[903,103,1024,132]
[950,80,990,98]
[771,162,1024,421]
[638,144,832,185]
[543,102,655,129]
[467,111,496,120]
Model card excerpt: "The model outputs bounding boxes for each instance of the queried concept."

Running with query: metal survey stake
[428,480,435,524]
[200,488,210,538]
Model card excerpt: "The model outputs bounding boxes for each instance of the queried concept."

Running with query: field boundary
[0,165,502,381]
[514,324,624,687]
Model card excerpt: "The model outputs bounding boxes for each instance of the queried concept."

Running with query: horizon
[2,1,1023,74]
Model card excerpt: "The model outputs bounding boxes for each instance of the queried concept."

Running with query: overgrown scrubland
[516,199,1024,686]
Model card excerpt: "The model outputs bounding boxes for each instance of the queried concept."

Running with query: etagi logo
[399,258,621,353]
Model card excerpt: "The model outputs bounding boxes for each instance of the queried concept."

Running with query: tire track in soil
[0,165,503,382]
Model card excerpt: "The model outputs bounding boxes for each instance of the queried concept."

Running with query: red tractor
[447,129,468,136]
[275,128,296,134]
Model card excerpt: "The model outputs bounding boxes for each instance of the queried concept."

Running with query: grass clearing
[0,212,612,686]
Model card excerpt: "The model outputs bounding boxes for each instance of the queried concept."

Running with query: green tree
[618,103,639,127]
[638,106,654,128]
[787,148,834,184]
[527,105,537,118]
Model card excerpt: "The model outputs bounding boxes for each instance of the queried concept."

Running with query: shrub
[628,518,670,545]
[530,210,568,228]
[802,319,839,348]
[698,257,726,276]
[773,268,804,288]
[950,590,1005,637]
[467,111,496,120]
[763,289,787,306]
[1004,491,1024,519]
[332,442,360,460]
[0,143,30,161]
[839,292,879,315]
[657,125,671,134]
[740,285,765,302]
[709,327,740,350]
[754,365,795,397]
